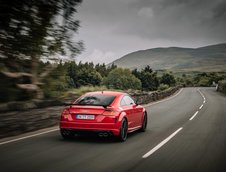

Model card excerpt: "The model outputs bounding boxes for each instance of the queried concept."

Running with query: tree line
[1,57,225,102]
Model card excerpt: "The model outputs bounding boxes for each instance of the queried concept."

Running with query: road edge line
[144,88,183,108]
[0,128,59,146]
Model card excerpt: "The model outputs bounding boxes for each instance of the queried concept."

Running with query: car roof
[85,91,126,97]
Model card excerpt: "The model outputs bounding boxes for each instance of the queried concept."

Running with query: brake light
[61,109,73,121]
[102,108,120,116]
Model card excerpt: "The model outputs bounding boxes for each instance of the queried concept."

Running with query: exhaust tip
[103,133,108,137]
[98,133,104,137]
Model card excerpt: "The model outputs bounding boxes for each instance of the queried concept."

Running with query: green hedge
[217,80,226,94]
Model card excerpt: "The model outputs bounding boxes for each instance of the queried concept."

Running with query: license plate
[76,114,95,120]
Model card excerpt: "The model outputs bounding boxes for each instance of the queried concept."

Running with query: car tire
[117,118,128,142]
[140,112,147,132]
[60,129,73,139]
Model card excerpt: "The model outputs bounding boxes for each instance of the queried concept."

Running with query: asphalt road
[0,87,226,172]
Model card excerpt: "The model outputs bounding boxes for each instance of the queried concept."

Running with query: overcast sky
[76,0,226,64]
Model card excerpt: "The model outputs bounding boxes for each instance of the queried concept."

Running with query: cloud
[79,49,116,64]
[138,7,154,18]
[76,0,226,64]
[120,0,226,41]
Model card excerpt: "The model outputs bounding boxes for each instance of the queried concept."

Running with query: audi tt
[60,91,147,142]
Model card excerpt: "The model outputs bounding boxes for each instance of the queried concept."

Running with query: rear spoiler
[63,103,109,108]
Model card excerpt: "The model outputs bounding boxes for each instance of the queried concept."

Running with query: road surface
[0,87,226,172]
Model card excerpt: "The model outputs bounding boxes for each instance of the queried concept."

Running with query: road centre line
[142,127,183,158]
[189,111,199,121]
[142,89,205,159]
[198,89,205,100]
[199,104,203,109]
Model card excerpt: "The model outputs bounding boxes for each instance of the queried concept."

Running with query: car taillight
[102,108,120,123]
[61,109,73,121]
[103,108,119,116]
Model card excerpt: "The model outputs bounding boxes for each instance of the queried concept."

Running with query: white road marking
[203,100,206,103]
[198,89,206,100]
[189,111,199,121]
[142,127,183,158]
[199,104,203,110]
[144,88,183,108]
[0,128,59,146]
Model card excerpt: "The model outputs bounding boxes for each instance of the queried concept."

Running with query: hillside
[111,43,226,72]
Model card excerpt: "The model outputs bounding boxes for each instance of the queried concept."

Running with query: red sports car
[60,91,147,141]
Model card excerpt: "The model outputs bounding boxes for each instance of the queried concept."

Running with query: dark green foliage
[143,65,153,73]
[158,84,169,91]
[66,62,102,88]
[66,62,117,88]
[132,65,159,91]
[141,72,159,91]
[103,68,141,90]
[95,63,117,77]
[160,73,176,86]
[217,80,226,94]
[175,72,226,87]
[192,72,224,86]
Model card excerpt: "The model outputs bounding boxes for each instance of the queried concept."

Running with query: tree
[141,72,159,91]
[67,61,102,87]
[160,73,176,86]
[143,65,153,73]
[95,63,117,77]
[103,68,141,90]
[132,66,159,91]
[0,0,83,99]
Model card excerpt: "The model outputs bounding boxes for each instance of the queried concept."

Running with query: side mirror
[63,103,70,106]
[135,98,139,106]
[63,103,75,106]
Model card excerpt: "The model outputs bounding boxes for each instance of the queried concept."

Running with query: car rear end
[60,93,122,137]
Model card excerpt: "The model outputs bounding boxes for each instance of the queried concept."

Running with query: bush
[67,62,103,87]
[197,78,210,87]
[160,73,176,86]
[217,80,226,94]
[102,68,141,90]
[132,66,159,91]
[158,84,169,91]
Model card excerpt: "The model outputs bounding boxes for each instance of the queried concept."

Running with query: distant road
[1,87,226,172]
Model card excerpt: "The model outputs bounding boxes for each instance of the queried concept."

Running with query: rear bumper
[61,128,114,136]
[60,121,120,136]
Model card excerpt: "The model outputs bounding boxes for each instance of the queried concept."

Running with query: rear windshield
[74,94,116,107]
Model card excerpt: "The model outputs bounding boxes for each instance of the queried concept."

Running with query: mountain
[111,43,226,72]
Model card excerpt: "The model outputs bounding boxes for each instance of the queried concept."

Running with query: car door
[127,95,143,127]
[121,95,140,129]
[120,96,136,129]
[133,104,143,126]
